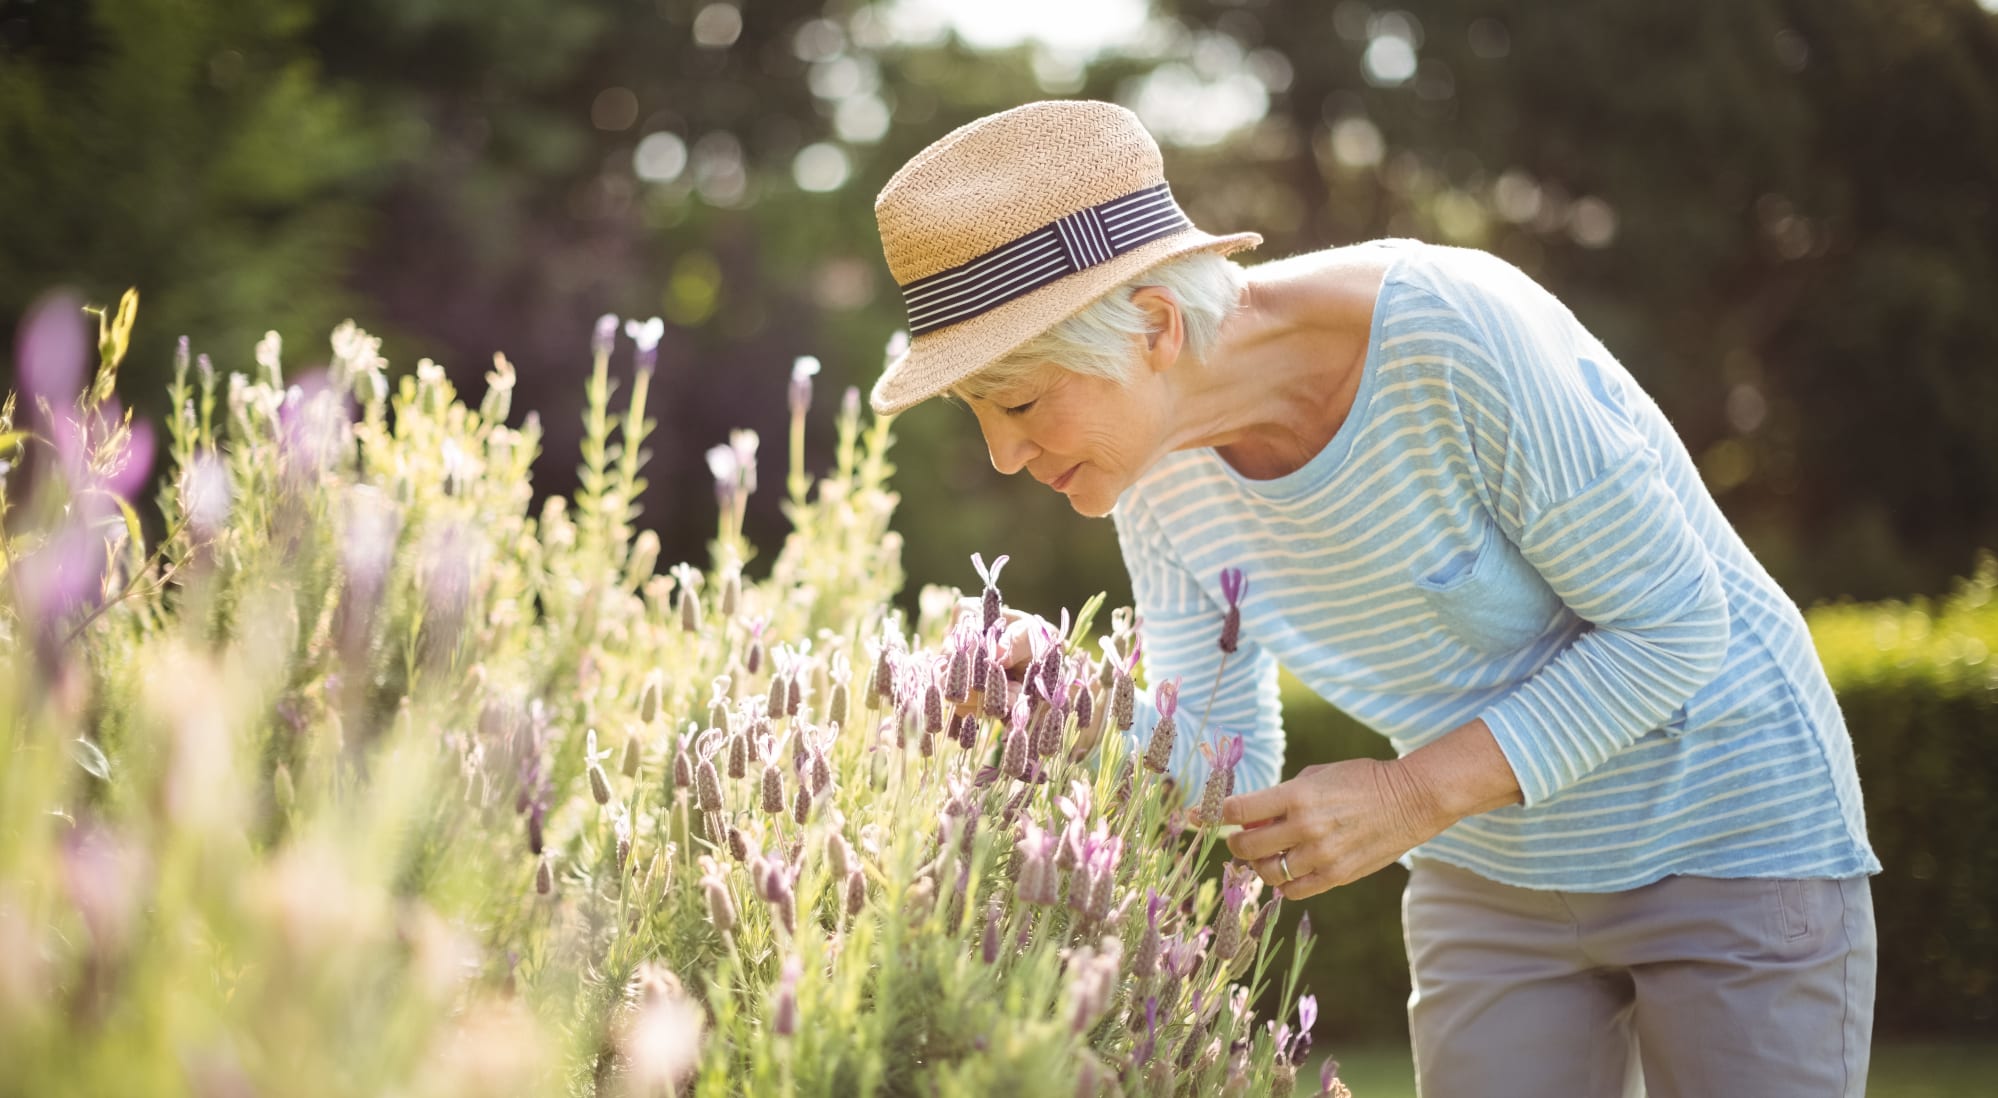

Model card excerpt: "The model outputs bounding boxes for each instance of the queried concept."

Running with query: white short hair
[957,251,1247,400]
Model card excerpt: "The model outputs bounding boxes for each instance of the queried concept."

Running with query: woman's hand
[1221,759,1447,900]
[1221,719,1524,900]
[947,599,1045,715]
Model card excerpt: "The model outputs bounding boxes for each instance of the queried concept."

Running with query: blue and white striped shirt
[1115,239,1879,892]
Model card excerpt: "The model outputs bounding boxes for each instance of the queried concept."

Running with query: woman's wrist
[1396,719,1525,831]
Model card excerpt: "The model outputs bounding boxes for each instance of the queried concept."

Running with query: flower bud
[771,955,801,1037]
[696,759,723,812]
[720,569,741,618]
[793,781,813,824]
[589,763,613,806]
[1199,772,1226,829]
[811,748,832,795]
[1074,686,1095,734]
[536,855,553,895]
[870,646,894,702]
[679,587,702,634]
[828,681,849,728]
[1144,714,1177,774]
[982,905,1002,964]
[1113,669,1135,732]
[844,869,866,916]
[761,763,784,815]
[727,826,749,862]
[827,832,853,879]
[639,671,663,724]
[924,682,944,735]
[1001,725,1027,779]
[944,647,971,704]
[1214,911,1241,968]
[704,876,736,933]
[767,672,788,725]
[1034,708,1063,758]
[984,663,1010,718]
[621,734,642,778]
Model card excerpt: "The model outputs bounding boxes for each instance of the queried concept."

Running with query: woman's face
[963,362,1168,519]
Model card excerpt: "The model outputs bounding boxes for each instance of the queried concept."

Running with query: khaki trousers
[1404,858,1876,1098]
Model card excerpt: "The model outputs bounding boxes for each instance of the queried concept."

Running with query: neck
[1162,255,1383,480]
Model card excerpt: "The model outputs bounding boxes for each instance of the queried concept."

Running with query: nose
[978,413,1039,477]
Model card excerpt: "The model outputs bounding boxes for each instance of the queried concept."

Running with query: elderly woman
[868,101,1879,1097]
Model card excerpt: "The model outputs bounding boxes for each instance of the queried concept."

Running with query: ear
[1129,285,1185,376]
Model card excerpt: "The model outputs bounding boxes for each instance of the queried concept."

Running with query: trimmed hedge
[1275,553,1998,1042]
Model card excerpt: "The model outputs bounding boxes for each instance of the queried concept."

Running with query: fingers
[1278,864,1342,901]
[1226,816,1306,863]
[1221,784,1288,828]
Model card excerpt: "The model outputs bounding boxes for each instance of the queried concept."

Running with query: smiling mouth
[1049,463,1081,491]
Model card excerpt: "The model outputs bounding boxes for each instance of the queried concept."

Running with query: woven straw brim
[869,226,1261,415]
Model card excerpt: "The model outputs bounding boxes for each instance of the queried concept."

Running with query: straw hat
[869,100,1261,415]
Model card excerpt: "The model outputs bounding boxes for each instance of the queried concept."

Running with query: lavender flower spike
[789,355,820,418]
[1143,677,1182,774]
[592,313,619,359]
[1218,566,1249,655]
[625,316,665,371]
[1197,733,1248,826]
[971,552,1009,634]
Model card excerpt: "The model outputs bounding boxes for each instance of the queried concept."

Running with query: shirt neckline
[1200,238,1413,502]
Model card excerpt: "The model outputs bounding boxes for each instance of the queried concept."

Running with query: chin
[1063,484,1118,519]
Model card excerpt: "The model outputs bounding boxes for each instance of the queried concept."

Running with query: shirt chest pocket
[1412,521,1566,655]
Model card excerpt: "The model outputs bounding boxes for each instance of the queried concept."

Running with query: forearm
[1396,718,1523,830]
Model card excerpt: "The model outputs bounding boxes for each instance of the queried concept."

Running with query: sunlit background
[5,0,1997,1088]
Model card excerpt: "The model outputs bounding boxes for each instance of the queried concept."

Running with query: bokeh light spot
[793,143,851,192]
[633,132,688,183]
[1363,36,1417,86]
[693,3,743,49]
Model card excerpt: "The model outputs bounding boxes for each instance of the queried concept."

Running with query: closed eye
[1003,400,1037,417]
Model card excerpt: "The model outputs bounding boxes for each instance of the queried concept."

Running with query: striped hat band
[896,182,1193,336]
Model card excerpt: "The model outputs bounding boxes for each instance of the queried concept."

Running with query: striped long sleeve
[1113,496,1285,796]
[1434,257,1731,805]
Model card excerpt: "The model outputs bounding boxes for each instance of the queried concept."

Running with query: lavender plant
[0,294,1345,1097]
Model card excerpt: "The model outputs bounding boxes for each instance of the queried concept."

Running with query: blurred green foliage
[1277,553,1998,1043]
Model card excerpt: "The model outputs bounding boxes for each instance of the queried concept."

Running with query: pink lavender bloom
[593,314,620,358]
[1016,822,1059,906]
[1062,939,1123,1034]
[924,680,945,735]
[625,317,664,371]
[1197,733,1247,824]
[970,552,1008,634]
[1218,567,1249,654]
[1000,723,1028,781]
[943,641,972,704]
[1134,890,1167,979]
